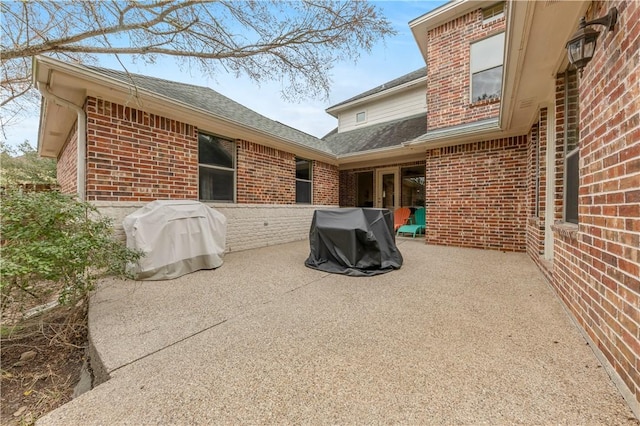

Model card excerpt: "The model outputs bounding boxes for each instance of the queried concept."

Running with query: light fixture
[566,7,618,75]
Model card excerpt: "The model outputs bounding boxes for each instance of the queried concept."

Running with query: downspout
[37,81,87,201]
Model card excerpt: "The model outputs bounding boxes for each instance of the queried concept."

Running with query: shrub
[0,190,142,314]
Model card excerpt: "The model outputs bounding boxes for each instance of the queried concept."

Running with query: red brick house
[35,0,638,413]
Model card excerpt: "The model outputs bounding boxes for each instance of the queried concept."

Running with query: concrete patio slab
[38,240,637,425]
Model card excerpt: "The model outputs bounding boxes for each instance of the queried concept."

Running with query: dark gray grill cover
[305,208,403,276]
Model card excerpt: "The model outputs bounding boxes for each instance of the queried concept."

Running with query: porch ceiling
[501,0,589,133]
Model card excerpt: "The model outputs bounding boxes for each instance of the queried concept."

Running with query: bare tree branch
[1,0,394,135]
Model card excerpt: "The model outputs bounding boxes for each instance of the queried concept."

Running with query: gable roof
[322,113,427,155]
[325,67,427,115]
[83,65,333,154]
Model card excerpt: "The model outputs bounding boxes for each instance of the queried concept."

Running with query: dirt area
[1,303,87,425]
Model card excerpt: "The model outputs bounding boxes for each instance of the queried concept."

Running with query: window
[401,166,425,207]
[198,132,235,202]
[296,157,312,204]
[356,111,366,123]
[482,2,505,23]
[470,32,505,103]
[356,171,373,207]
[564,69,579,224]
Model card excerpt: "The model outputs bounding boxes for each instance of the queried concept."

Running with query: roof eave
[33,56,338,164]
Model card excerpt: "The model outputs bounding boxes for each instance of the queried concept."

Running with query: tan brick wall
[550,0,640,404]
[57,125,78,195]
[426,6,505,131]
[425,136,528,251]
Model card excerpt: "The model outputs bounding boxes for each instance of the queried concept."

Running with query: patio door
[376,168,399,210]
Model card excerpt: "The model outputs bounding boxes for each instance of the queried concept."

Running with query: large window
[564,69,579,224]
[401,166,425,207]
[296,157,312,204]
[198,133,235,202]
[470,32,505,103]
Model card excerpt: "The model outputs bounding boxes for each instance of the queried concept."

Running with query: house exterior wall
[236,141,295,204]
[85,98,198,202]
[425,136,528,252]
[548,0,640,405]
[78,97,338,251]
[426,6,505,131]
[338,160,425,208]
[56,125,78,195]
[336,85,427,133]
[313,161,340,205]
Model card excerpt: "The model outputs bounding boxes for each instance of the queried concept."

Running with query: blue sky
[2,1,446,148]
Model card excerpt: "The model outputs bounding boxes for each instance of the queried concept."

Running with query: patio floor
[38,239,637,424]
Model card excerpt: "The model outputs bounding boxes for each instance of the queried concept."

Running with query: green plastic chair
[396,207,426,238]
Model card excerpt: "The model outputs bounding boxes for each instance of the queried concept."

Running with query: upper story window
[295,157,312,204]
[198,132,235,202]
[482,2,505,24]
[470,32,505,103]
[356,111,366,123]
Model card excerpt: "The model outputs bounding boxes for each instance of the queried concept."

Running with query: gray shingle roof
[322,113,427,155]
[327,67,427,111]
[84,65,332,153]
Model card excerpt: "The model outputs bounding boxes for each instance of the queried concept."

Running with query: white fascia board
[34,56,337,164]
[410,0,496,61]
[325,76,427,117]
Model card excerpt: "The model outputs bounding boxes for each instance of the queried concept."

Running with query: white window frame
[482,2,505,24]
[470,32,505,103]
[356,111,366,124]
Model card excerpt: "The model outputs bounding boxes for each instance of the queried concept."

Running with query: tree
[0,141,57,187]
[1,0,394,134]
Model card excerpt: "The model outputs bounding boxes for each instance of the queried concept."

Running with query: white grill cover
[123,200,227,280]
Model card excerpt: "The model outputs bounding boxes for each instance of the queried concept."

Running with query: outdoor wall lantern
[566,7,617,75]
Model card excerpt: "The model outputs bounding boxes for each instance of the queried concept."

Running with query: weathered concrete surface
[38,240,638,425]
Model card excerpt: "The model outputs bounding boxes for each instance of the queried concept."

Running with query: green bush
[0,190,142,313]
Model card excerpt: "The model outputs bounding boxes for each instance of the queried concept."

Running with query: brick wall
[57,125,78,195]
[84,98,338,206]
[425,136,528,251]
[526,109,549,269]
[236,141,295,204]
[551,0,639,405]
[426,6,505,131]
[339,170,356,207]
[85,98,198,202]
[313,161,339,205]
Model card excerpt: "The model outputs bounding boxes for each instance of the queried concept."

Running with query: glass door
[376,168,399,210]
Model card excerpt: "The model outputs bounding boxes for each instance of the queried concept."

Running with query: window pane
[199,133,234,168]
[356,112,366,123]
[401,166,425,207]
[566,151,579,224]
[296,181,311,204]
[470,32,504,73]
[296,158,311,180]
[357,171,374,207]
[199,166,234,201]
[472,65,503,102]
